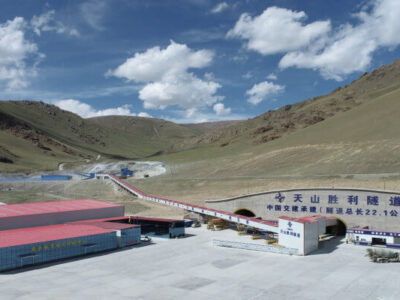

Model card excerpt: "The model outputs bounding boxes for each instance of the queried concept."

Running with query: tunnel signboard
[267,191,400,218]
[278,218,304,253]
[280,221,301,239]
[206,188,400,231]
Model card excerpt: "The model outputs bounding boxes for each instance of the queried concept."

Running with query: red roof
[67,216,129,223]
[130,216,183,223]
[69,219,139,230]
[73,222,137,230]
[279,216,299,221]
[0,224,113,248]
[68,215,182,225]
[297,217,319,224]
[279,215,323,224]
[0,199,123,218]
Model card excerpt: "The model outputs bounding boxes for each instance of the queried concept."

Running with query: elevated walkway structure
[108,174,279,233]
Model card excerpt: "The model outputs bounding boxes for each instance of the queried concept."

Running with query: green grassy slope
[0,130,79,172]
[0,101,200,171]
[1,59,400,174]
[151,66,400,178]
[87,115,200,154]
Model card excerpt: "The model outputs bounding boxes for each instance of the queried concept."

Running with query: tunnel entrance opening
[326,218,347,236]
[234,209,256,218]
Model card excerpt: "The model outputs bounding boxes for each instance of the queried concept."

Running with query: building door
[372,237,386,245]
[84,245,96,254]
[20,255,35,267]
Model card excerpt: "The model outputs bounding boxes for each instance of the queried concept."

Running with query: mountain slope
[0,101,200,171]
[1,59,400,174]
[184,59,400,148]
[87,115,200,155]
[182,120,243,133]
[149,60,400,177]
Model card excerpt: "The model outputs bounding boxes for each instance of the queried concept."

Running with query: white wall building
[278,216,326,255]
[347,228,400,249]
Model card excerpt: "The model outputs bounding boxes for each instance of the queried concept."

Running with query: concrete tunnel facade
[205,187,400,232]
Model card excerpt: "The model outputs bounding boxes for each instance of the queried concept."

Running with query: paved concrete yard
[0,227,399,300]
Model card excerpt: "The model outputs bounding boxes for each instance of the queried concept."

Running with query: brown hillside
[188,59,400,147]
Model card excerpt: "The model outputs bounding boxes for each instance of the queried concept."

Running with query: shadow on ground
[309,236,345,255]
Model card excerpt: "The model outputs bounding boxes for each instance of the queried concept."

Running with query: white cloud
[0,11,79,90]
[138,112,152,118]
[0,17,40,89]
[185,108,197,118]
[279,0,400,80]
[164,109,247,124]
[370,0,400,47]
[229,0,400,81]
[108,41,213,82]
[227,6,331,55]
[267,73,277,80]
[53,99,141,118]
[108,41,222,111]
[246,81,284,105]
[242,71,253,79]
[211,2,229,14]
[31,10,79,37]
[80,0,107,31]
[204,72,215,81]
[213,103,231,116]
[34,11,79,37]
[138,72,221,110]
[232,53,248,62]
[31,11,53,36]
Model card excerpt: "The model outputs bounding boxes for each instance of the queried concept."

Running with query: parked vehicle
[366,248,400,263]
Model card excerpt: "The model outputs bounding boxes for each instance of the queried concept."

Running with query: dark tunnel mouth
[326,218,347,236]
[234,209,256,218]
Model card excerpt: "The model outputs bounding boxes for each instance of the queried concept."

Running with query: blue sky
[1,0,400,123]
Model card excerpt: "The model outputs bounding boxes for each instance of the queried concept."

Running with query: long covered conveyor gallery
[108,174,341,255]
